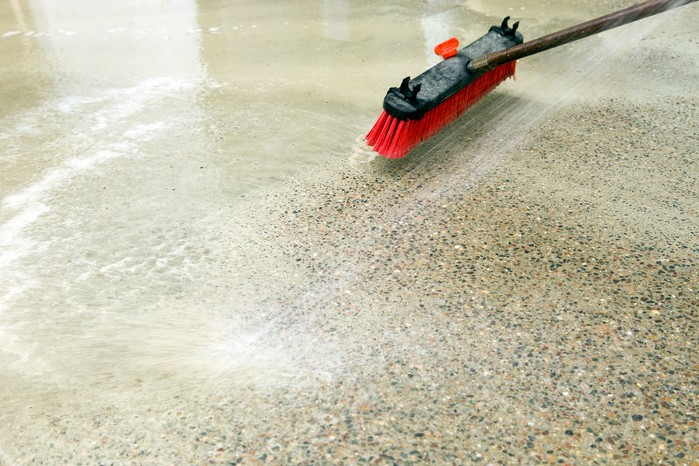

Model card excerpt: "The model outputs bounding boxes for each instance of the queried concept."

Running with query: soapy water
[0,0,691,399]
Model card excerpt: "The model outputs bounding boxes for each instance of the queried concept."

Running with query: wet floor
[1,0,698,464]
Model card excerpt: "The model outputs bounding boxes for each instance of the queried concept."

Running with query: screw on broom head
[366,18,523,159]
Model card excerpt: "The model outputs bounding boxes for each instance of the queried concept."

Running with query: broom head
[367,18,523,159]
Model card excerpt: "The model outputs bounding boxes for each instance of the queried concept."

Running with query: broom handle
[467,0,699,73]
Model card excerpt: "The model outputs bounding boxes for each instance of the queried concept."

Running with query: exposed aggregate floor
[223,97,697,465]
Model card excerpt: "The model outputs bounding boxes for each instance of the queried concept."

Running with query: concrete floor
[1,0,697,464]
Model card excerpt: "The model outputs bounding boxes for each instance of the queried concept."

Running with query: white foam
[0,204,48,247]
[2,167,70,210]
[98,256,135,275]
[64,149,119,171]
[124,121,168,139]
[90,115,107,131]
[349,134,378,167]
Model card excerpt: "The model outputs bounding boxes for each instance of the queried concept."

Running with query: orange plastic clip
[434,37,459,59]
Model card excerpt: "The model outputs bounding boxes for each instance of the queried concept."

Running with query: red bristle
[366,110,389,146]
[366,62,516,158]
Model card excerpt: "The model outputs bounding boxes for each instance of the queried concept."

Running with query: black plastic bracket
[382,23,523,120]
[491,16,520,39]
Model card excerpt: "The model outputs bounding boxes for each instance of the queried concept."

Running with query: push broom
[366,0,698,159]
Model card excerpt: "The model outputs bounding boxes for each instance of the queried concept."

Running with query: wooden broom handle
[467,0,699,72]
